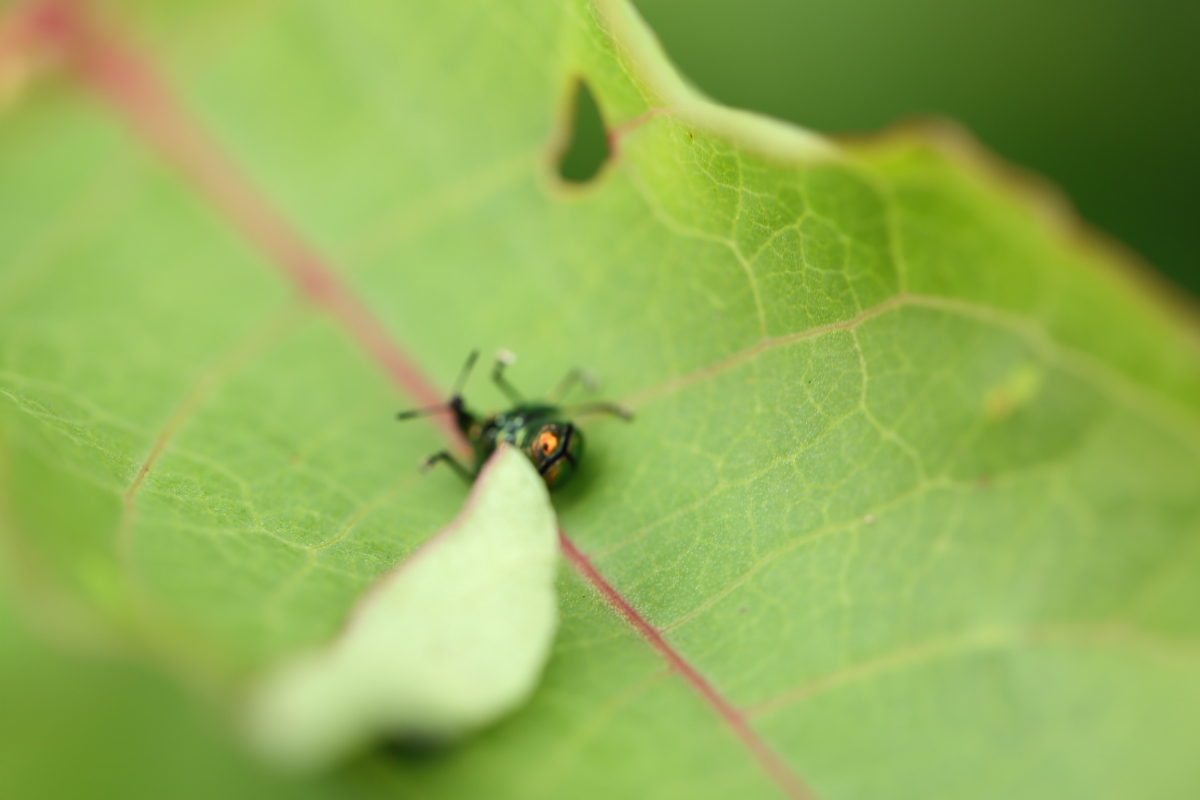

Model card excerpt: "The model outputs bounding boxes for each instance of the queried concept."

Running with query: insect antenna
[491,349,525,404]
[397,349,480,420]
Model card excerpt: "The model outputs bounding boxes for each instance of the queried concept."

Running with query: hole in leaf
[557,80,609,184]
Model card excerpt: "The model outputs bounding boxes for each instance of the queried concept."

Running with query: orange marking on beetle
[538,430,559,456]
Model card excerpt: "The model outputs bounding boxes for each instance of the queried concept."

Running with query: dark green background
[623,0,1199,298]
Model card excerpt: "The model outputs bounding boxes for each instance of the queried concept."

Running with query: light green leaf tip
[241,445,559,772]
[594,0,837,164]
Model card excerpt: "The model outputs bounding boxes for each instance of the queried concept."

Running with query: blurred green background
[625,0,1200,298]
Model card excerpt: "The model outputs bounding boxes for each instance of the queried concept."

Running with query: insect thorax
[467,403,583,489]
[476,403,559,458]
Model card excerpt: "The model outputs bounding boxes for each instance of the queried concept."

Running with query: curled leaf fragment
[243,444,559,772]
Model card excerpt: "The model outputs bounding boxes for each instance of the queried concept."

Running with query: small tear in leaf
[557,79,609,184]
[242,445,560,773]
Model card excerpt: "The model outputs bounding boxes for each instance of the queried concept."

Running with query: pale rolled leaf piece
[242,444,559,772]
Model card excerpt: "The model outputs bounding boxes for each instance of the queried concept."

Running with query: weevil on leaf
[398,350,632,490]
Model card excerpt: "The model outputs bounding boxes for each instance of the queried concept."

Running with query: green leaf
[243,444,559,771]
[1,0,1199,798]
[0,580,346,800]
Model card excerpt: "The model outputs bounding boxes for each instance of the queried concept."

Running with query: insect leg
[491,352,525,404]
[420,451,475,483]
[396,403,451,420]
[562,401,634,420]
[546,368,598,403]
[397,350,480,420]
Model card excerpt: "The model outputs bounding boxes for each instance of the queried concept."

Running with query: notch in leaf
[557,79,609,184]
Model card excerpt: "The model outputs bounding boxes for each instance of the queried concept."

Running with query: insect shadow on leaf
[397,350,632,491]
[379,731,451,761]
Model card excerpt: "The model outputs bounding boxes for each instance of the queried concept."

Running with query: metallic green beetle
[397,351,631,490]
